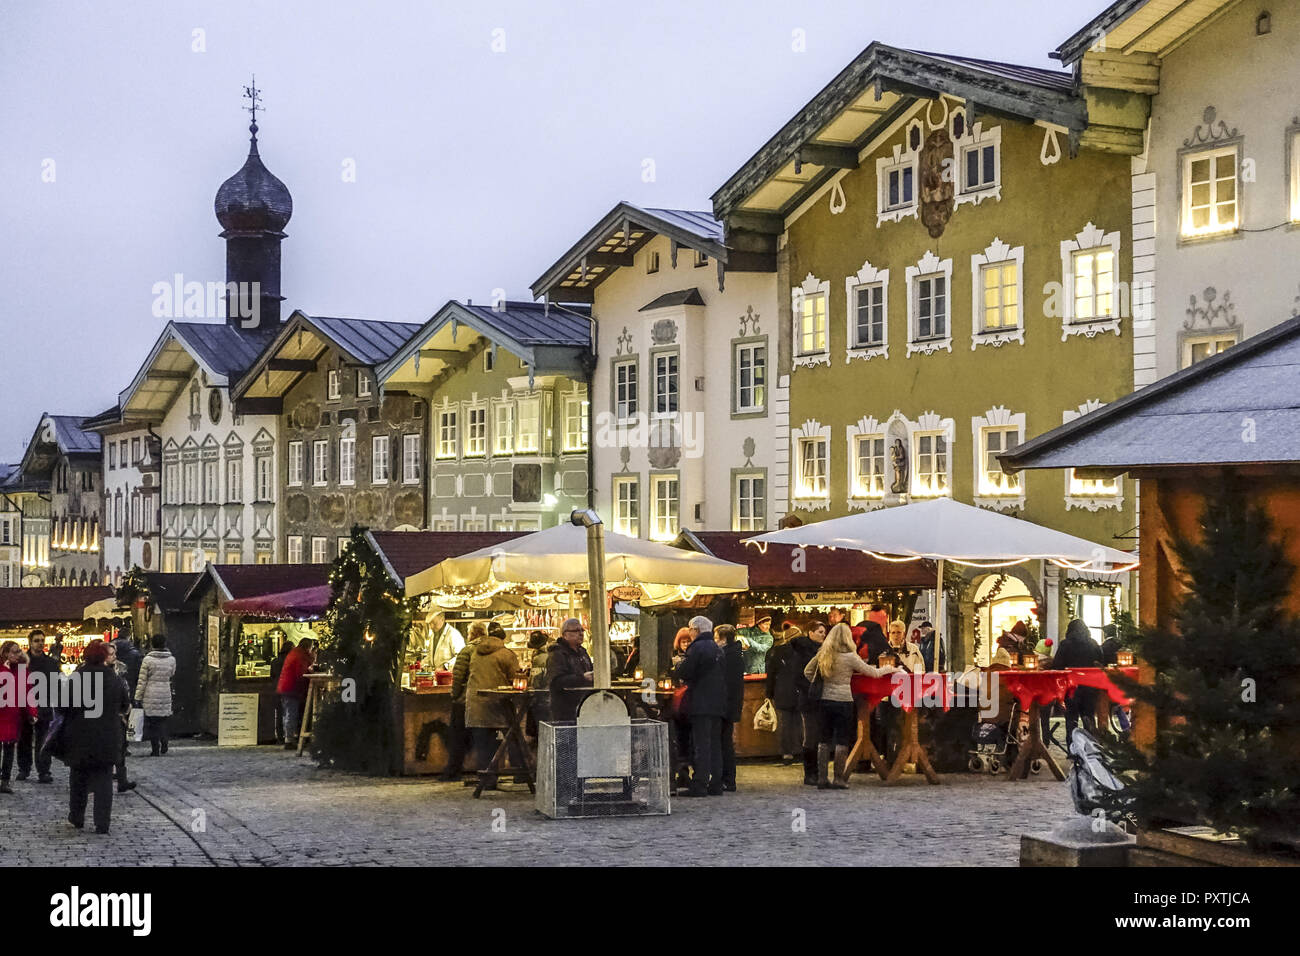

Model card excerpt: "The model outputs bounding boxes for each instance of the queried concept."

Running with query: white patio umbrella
[404,522,748,604]
[83,597,129,620]
[744,497,1138,667]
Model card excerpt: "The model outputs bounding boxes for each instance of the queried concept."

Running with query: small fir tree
[310,525,418,774]
[1103,480,1300,847]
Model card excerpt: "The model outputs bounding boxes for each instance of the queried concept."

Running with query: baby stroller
[968,699,1043,775]
[1067,728,1132,829]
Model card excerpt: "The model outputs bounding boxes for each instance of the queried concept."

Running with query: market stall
[188,564,332,742]
[0,585,115,671]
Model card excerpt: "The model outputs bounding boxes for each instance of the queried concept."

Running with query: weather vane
[243,75,262,129]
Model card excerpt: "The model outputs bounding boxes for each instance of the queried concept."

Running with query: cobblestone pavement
[0,741,1074,866]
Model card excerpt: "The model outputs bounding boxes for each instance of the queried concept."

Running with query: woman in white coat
[134,635,177,756]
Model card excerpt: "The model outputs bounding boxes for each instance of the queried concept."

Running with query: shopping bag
[41,710,67,761]
[128,707,146,742]
[753,697,778,733]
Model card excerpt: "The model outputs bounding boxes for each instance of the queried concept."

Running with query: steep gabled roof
[16,413,102,479]
[1001,315,1300,474]
[377,300,592,388]
[530,201,726,303]
[710,42,1083,225]
[232,311,422,401]
[366,530,523,586]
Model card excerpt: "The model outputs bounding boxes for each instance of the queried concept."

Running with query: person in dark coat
[764,626,802,764]
[268,639,295,744]
[105,643,137,793]
[62,640,128,834]
[855,619,889,666]
[790,621,827,785]
[674,616,726,796]
[1052,618,1104,746]
[714,625,745,792]
[1099,623,1121,665]
[543,618,594,723]
[18,630,60,783]
[917,621,946,672]
[111,623,143,699]
[439,622,485,780]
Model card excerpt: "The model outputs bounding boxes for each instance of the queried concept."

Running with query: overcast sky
[0,0,1096,459]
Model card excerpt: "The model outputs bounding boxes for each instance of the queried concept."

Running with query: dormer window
[694,249,708,268]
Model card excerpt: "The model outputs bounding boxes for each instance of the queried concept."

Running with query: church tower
[213,79,292,329]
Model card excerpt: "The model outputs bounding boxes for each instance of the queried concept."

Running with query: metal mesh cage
[536,718,670,819]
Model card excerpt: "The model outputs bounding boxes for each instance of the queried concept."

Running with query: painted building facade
[533,204,783,541]
[0,465,22,588]
[84,407,163,585]
[711,45,1139,657]
[231,311,424,563]
[378,300,592,531]
[14,415,103,586]
[1058,0,1300,386]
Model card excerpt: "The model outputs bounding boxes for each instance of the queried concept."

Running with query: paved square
[0,741,1075,866]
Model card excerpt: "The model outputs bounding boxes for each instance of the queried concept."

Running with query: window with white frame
[203,458,219,503]
[327,369,341,400]
[437,410,458,459]
[852,434,887,499]
[653,352,679,416]
[183,462,198,504]
[797,290,827,357]
[312,440,329,486]
[912,432,950,497]
[1181,331,1240,368]
[963,140,998,193]
[953,118,1001,204]
[357,370,372,398]
[372,435,390,483]
[563,393,589,452]
[516,396,541,453]
[256,455,273,501]
[109,444,117,469]
[612,476,640,538]
[650,475,679,541]
[461,515,487,532]
[732,472,766,532]
[287,536,303,563]
[613,359,638,422]
[339,436,355,485]
[979,260,1019,330]
[733,342,766,414]
[1062,401,1122,509]
[797,437,828,498]
[647,250,660,274]
[402,434,421,483]
[881,159,915,213]
[1068,470,1119,499]
[1060,223,1122,337]
[1182,146,1239,237]
[226,459,241,503]
[852,283,885,349]
[1072,247,1115,321]
[465,406,487,457]
[311,537,328,564]
[432,517,457,531]
[493,401,514,455]
[977,425,1021,497]
[483,349,494,373]
[337,536,350,556]
[914,274,947,339]
[287,442,304,486]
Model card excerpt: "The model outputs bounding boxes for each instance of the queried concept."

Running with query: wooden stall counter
[735,675,781,758]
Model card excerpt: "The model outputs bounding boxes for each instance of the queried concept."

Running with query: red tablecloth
[1066,667,1139,706]
[996,669,1072,709]
[851,673,954,712]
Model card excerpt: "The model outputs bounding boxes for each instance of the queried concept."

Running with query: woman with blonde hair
[802,623,896,789]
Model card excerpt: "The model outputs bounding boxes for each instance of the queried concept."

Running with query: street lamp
[570,508,610,689]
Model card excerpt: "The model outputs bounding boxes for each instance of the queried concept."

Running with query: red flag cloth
[997,669,1072,709]
[1065,666,1139,706]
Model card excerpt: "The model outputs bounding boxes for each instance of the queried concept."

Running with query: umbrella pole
[935,558,945,672]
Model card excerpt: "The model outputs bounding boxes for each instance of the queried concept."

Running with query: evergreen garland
[1102,479,1300,847]
[310,525,419,775]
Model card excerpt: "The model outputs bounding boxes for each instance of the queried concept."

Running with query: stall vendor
[423,612,465,672]
[737,614,774,675]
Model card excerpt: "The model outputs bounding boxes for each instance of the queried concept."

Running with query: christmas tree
[310,525,418,774]
[1103,479,1300,848]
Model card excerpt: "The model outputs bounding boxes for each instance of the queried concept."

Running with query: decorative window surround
[905,251,954,357]
[792,273,831,368]
[971,406,1025,511]
[844,259,890,362]
[845,415,888,512]
[1062,400,1124,511]
[952,118,1002,208]
[909,412,954,499]
[970,238,1025,349]
[1177,108,1242,241]
[1180,286,1240,369]
[875,124,921,226]
[790,419,831,510]
[1060,222,1122,341]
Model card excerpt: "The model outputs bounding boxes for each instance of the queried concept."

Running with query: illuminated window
[913,432,949,497]
[798,291,827,356]
[1068,470,1119,498]
[563,394,589,452]
[311,537,327,564]
[1181,332,1240,368]
[437,410,458,459]
[327,369,341,400]
[650,475,679,541]
[493,401,514,455]
[1182,146,1238,236]
[979,426,1020,496]
[797,438,828,498]
[612,476,640,538]
[653,352,679,416]
[516,396,541,454]
[465,406,487,457]
[732,473,766,532]
[614,360,638,422]
[980,261,1019,331]
[852,434,886,499]
[1072,248,1115,321]
[287,536,303,563]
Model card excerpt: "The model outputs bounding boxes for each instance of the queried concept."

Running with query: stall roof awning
[366,531,524,587]
[675,530,937,590]
[0,586,114,626]
[222,585,333,620]
[187,564,333,604]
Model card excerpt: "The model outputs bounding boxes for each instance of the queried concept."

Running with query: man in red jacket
[276,639,315,750]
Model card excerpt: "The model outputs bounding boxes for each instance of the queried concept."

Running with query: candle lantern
[1019,653,1039,670]
[633,668,643,681]
[878,654,897,669]
[1116,650,1135,667]
[512,675,529,691]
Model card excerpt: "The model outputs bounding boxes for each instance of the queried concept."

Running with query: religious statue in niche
[919,128,954,239]
[889,438,909,495]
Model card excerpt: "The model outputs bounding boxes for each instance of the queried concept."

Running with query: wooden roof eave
[231,311,352,401]
[376,302,534,386]
[116,323,210,419]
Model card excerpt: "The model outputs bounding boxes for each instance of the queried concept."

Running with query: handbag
[753,697,778,732]
[807,671,825,702]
